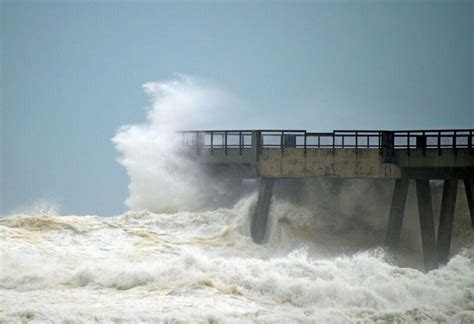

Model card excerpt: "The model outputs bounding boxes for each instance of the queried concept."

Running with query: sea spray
[112,75,242,212]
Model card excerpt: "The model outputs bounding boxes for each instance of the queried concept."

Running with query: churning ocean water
[1,195,474,323]
[2,77,473,323]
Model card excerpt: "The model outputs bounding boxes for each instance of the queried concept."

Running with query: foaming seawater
[1,196,474,322]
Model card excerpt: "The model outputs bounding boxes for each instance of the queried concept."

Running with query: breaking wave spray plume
[112,75,239,212]
[1,75,474,322]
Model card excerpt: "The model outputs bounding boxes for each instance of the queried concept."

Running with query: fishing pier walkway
[179,129,474,270]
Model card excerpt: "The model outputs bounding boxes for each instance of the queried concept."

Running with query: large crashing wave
[112,75,240,212]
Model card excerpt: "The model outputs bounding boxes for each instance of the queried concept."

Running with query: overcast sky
[1,0,472,215]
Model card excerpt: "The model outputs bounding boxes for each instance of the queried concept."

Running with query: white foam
[1,197,473,322]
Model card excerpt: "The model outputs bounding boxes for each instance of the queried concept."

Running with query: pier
[179,129,474,270]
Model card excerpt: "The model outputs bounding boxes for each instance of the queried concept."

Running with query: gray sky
[1,0,472,215]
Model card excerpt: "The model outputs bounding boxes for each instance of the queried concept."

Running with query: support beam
[437,180,457,264]
[385,178,409,253]
[251,177,274,243]
[464,180,474,227]
[416,179,438,271]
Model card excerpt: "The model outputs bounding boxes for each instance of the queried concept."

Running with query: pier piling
[437,180,458,264]
[385,178,409,253]
[251,177,274,243]
[416,180,438,271]
[464,180,474,227]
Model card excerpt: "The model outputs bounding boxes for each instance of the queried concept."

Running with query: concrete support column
[416,179,438,271]
[437,180,458,264]
[251,177,274,244]
[464,180,474,227]
[385,178,409,253]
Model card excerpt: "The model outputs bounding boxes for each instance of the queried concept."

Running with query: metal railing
[180,130,254,155]
[179,129,474,155]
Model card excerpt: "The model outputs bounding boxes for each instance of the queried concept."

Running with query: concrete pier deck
[179,129,474,270]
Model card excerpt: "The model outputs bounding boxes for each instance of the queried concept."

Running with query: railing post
[239,131,242,156]
[382,131,395,163]
[407,131,410,156]
[281,131,284,155]
[196,131,200,155]
[304,132,307,155]
[453,131,457,156]
[422,131,426,156]
[210,131,214,155]
[438,131,441,156]
[377,132,383,154]
[469,130,473,155]
[224,131,228,155]
[416,133,426,156]
[251,131,262,176]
